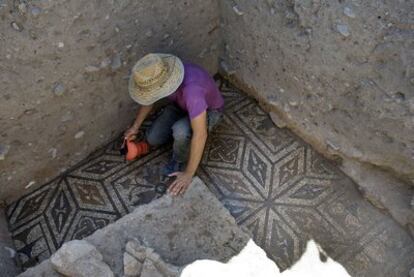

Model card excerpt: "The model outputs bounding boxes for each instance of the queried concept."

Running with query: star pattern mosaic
[6,77,414,276]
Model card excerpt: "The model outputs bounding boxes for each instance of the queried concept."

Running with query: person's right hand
[124,125,139,141]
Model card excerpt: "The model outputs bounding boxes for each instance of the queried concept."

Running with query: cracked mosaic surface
[6,78,414,276]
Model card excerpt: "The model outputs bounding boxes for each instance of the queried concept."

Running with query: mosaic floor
[6,78,414,276]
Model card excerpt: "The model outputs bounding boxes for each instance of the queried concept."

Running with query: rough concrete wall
[0,0,220,202]
[220,0,414,184]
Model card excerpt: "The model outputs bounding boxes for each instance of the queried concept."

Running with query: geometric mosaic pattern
[6,77,414,276]
[6,114,171,270]
[198,80,414,276]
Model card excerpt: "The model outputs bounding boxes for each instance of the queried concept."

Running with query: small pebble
[336,23,350,37]
[75,131,85,139]
[0,144,10,160]
[29,30,37,40]
[53,83,65,96]
[24,109,37,115]
[111,53,122,70]
[58,42,64,48]
[85,65,100,72]
[199,48,208,58]
[269,112,287,128]
[232,5,244,16]
[393,92,405,103]
[30,6,42,17]
[25,181,36,189]
[11,21,23,32]
[61,111,74,122]
[327,103,333,111]
[145,30,153,37]
[343,7,356,18]
[326,139,340,151]
[48,148,57,159]
[220,60,235,75]
[266,94,278,103]
[18,3,27,14]
[100,57,111,68]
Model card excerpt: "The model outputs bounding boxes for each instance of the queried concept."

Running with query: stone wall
[219,0,414,185]
[0,0,220,202]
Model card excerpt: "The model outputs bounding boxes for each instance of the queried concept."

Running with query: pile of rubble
[47,239,180,277]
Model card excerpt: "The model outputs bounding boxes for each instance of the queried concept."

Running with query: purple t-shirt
[168,63,224,120]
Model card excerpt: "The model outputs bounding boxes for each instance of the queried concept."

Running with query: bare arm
[185,111,208,176]
[168,111,208,195]
[124,104,153,140]
[132,105,153,129]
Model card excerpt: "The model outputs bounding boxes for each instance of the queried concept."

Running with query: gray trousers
[146,104,222,163]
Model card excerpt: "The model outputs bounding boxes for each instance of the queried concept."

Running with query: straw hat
[128,53,184,105]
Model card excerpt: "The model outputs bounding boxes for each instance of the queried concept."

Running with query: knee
[146,128,163,146]
[172,121,191,142]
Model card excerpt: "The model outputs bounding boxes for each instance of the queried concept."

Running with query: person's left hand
[168,172,193,196]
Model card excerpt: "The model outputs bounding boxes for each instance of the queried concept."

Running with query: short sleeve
[183,85,208,120]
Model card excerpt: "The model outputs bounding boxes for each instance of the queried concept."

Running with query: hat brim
[128,54,184,105]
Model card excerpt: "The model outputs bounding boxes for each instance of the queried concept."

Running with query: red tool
[121,139,150,161]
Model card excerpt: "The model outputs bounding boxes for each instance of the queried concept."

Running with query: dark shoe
[161,159,185,176]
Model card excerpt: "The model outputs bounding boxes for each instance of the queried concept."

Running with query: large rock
[341,160,414,237]
[18,178,250,276]
[50,240,113,277]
